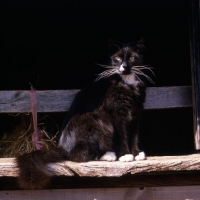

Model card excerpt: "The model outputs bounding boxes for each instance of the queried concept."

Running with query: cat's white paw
[119,154,134,162]
[135,152,146,161]
[100,151,117,161]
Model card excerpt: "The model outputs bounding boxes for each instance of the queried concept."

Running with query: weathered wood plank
[0,86,192,113]
[190,0,200,150]
[0,90,78,113]
[1,154,200,178]
[1,186,200,200]
[144,86,192,109]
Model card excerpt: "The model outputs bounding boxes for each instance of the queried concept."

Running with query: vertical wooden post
[190,0,200,149]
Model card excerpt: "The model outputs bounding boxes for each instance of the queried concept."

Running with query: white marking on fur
[119,64,125,72]
[119,154,134,162]
[121,74,137,85]
[135,152,146,161]
[58,130,76,153]
[100,151,117,161]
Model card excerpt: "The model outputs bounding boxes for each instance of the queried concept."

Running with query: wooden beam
[144,86,192,110]
[190,0,200,150]
[1,154,200,178]
[2,185,200,199]
[0,86,192,113]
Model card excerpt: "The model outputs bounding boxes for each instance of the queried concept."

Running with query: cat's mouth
[121,69,132,75]
[118,66,131,75]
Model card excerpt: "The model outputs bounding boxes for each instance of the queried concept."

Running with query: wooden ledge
[1,154,200,178]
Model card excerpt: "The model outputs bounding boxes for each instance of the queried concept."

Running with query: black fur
[17,38,150,189]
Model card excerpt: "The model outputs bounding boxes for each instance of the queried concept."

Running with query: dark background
[1,0,194,156]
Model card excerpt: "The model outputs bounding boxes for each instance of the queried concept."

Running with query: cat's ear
[108,39,122,56]
[133,37,146,55]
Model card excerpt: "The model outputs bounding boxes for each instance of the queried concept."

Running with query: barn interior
[1,0,193,157]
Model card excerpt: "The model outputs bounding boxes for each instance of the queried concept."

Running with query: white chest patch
[121,74,138,85]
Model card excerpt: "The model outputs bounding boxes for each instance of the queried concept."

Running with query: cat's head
[96,38,154,85]
[109,38,145,76]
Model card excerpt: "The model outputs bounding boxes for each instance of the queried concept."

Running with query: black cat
[17,38,154,189]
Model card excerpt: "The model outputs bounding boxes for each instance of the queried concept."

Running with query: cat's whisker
[95,68,118,81]
[131,67,155,84]
[131,71,144,84]
[135,72,154,84]
[103,66,117,69]
[132,65,155,70]
[103,68,117,75]
[132,69,155,84]
[133,65,150,67]
[132,65,155,76]
[132,65,153,70]
[95,64,117,69]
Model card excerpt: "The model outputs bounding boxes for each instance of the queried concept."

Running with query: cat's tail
[16,147,68,189]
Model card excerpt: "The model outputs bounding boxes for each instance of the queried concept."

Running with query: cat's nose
[123,63,131,70]
[119,63,127,72]
[119,62,131,73]
[121,62,127,67]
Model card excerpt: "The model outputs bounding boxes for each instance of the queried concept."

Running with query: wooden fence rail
[0,86,192,113]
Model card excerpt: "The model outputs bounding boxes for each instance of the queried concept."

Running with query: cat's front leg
[131,135,146,161]
[118,122,146,162]
[117,129,134,162]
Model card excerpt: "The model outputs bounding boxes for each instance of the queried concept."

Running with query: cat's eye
[129,56,135,61]
[115,56,122,62]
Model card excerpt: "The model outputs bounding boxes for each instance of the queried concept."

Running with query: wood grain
[0,86,192,113]
[1,154,200,178]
